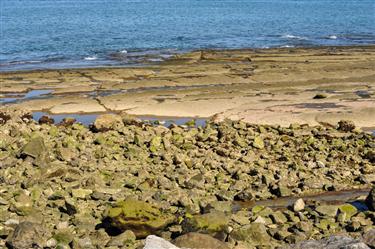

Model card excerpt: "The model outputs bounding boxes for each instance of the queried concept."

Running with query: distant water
[1,0,375,71]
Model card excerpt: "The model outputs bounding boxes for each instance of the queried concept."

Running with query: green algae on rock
[1,108,375,249]
[19,136,46,159]
[182,211,229,234]
[106,199,175,238]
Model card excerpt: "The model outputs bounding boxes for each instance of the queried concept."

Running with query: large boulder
[182,211,229,235]
[230,223,272,246]
[93,114,123,131]
[289,235,370,249]
[366,186,375,211]
[6,222,49,249]
[173,233,229,249]
[105,199,175,238]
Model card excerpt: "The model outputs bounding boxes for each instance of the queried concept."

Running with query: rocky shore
[0,108,374,248]
[1,46,375,130]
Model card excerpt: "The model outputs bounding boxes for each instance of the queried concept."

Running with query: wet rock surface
[0,107,374,249]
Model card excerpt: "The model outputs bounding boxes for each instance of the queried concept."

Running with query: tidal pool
[33,111,207,128]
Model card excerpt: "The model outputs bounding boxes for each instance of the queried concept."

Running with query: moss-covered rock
[231,223,272,245]
[106,199,175,238]
[20,136,46,159]
[149,136,162,153]
[253,136,264,149]
[183,211,229,234]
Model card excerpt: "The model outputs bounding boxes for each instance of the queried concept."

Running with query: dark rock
[20,113,33,122]
[337,120,355,132]
[59,117,76,127]
[38,115,54,125]
[365,150,375,163]
[173,232,229,249]
[365,186,375,211]
[0,112,11,124]
[313,93,327,99]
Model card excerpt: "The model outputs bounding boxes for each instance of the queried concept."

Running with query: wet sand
[1,45,375,129]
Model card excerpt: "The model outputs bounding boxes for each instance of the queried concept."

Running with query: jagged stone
[20,136,46,159]
[293,198,305,212]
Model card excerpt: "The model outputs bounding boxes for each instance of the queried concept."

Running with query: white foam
[281,45,295,48]
[9,60,42,65]
[120,50,128,54]
[84,56,97,61]
[282,34,307,40]
[328,35,338,40]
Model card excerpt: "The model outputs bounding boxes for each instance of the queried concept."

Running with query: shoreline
[1,44,375,74]
[1,45,375,130]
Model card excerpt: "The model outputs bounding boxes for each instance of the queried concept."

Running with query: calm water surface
[1,0,375,71]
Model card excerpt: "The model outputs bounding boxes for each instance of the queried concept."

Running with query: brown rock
[59,117,76,127]
[173,232,229,249]
[365,186,375,211]
[38,115,54,125]
[0,112,11,124]
[6,222,48,249]
[337,120,355,132]
[93,114,123,131]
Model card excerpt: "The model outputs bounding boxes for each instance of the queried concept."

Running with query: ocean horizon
[1,0,375,71]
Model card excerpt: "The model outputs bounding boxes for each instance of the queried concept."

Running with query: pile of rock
[0,108,374,249]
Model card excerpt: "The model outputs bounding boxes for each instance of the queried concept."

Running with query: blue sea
[1,0,375,71]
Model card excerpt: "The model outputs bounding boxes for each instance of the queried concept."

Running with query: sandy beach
[1,46,375,130]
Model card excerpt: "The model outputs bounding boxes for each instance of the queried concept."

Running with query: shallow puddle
[355,90,372,99]
[33,111,207,127]
[234,188,371,211]
[296,102,345,109]
[33,112,102,125]
[0,89,53,104]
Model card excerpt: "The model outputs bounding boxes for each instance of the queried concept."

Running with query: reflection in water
[33,112,101,125]
[0,90,53,104]
[32,112,207,128]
